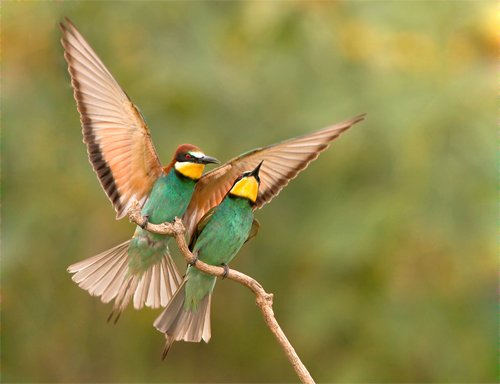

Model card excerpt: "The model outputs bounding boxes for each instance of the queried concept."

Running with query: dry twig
[128,201,315,384]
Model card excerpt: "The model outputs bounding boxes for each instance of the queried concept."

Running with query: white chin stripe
[189,151,205,159]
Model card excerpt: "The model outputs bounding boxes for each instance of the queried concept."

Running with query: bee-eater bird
[60,18,365,320]
[60,20,220,319]
[154,163,263,355]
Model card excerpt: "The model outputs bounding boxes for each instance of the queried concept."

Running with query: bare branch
[128,200,315,384]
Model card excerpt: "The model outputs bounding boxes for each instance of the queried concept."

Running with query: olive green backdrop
[3,1,496,382]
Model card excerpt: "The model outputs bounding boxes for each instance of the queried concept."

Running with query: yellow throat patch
[174,162,205,180]
[229,176,259,203]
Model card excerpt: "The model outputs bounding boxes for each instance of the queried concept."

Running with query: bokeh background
[3,1,496,383]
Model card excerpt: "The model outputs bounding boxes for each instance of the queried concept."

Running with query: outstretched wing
[183,114,365,236]
[60,18,163,219]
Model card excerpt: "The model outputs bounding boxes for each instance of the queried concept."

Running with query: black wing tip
[59,17,73,36]
[319,112,367,139]
[336,112,367,130]
[59,20,69,46]
[350,112,367,125]
[59,17,79,49]
[60,16,75,29]
[60,18,88,51]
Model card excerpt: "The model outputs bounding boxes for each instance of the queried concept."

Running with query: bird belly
[194,200,254,267]
[128,229,169,274]
[183,198,253,311]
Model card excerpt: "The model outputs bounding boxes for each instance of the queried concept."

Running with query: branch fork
[128,200,315,384]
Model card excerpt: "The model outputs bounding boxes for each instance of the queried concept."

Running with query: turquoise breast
[193,196,254,267]
[142,169,197,224]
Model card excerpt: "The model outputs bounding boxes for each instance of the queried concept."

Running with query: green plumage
[128,169,197,274]
[153,187,260,346]
[184,196,254,310]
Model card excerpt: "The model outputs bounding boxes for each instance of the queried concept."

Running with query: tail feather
[89,250,129,297]
[147,261,162,307]
[162,336,175,359]
[68,240,183,321]
[145,255,180,308]
[69,241,130,300]
[101,256,130,303]
[109,276,139,323]
[153,280,212,345]
[134,266,152,309]
[69,243,123,285]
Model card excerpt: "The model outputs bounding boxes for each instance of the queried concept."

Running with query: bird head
[229,161,263,204]
[173,144,219,180]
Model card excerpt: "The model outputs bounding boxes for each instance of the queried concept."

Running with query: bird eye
[185,154,191,160]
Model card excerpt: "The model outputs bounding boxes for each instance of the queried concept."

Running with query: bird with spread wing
[61,19,219,321]
[61,18,365,322]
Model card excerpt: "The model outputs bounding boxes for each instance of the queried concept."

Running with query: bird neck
[226,194,255,210]
[174,161,205,180]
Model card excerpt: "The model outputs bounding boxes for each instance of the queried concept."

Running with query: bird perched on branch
[154,162,263,356]
[61,19,219,320]
[60,18,365,321]
[181,112,365,241]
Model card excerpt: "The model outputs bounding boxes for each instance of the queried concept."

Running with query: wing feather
[183,114,365,236]
[60,19,163,219]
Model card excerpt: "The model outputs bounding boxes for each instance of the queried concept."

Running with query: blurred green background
[3,1,496,383]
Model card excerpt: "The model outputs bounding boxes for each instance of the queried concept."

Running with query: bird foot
[140,215,149,229]
[188,256,198,267]
[221,263,229,279]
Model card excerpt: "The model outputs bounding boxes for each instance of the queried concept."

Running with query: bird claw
[140,215,149,229]
[188,256,198,267]
[221,263,229,279]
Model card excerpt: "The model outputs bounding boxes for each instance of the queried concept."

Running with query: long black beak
[250,160,263,180]
[200,155,220,165]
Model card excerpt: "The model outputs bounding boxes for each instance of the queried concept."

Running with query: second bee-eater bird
[60,19,365,320]
[154,163,263,354]
[60,20,219,319]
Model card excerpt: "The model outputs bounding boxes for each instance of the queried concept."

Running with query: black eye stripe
[176,152,196,162]
[231,173,261,188]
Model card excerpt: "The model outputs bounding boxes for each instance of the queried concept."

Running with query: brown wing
[245,219,260,244]
[60,19,163,219]
[183,114,365,236]
[188,206,217,251]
